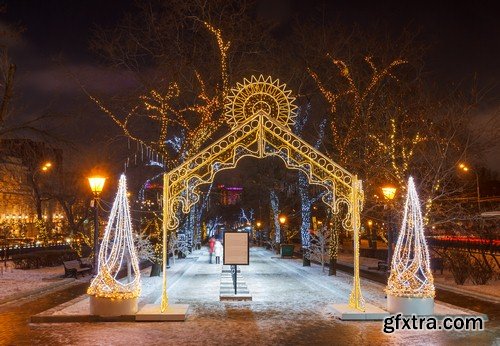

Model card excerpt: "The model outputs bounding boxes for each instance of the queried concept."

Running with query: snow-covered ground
[29,248,498,345]
[338,253,500,299]
[0,263,72,302]
[51,258,197,316]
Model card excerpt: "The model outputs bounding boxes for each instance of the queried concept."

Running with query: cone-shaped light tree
[88,174,141,300]
[386,176,435,298]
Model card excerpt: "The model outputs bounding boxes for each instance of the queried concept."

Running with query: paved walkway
[1,248,498,345]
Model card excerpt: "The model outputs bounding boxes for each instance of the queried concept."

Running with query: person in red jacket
[208,236,216,264]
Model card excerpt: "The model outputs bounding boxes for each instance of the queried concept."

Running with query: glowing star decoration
[87,174,141,300]
[225,75,297,129]
[386,176,435,298]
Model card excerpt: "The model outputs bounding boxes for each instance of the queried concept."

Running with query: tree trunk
[58,198,77,235]
[270,190,281,245]
[150,262,162,277]
[328,258,337,276]
[302,250,310,266]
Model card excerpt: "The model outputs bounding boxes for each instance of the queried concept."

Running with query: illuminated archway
[161,76,365,312]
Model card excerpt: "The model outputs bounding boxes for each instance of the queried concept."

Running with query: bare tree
[310,224,332,273]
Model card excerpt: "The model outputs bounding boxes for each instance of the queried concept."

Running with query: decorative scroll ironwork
[161,76,365,312]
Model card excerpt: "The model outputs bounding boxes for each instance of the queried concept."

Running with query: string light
[87,175,141,300]
[86,21,230,171]
[309,56,406,166]
[141,82,184,153]
[386,176,435,298]
[369,118,427,187]
[161,76,366,312]
[203,22,230,95]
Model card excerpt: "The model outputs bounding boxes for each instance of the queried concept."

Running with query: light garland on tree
[87,174,141,300]
[86,21,230,173]
[308,56,406,165]
[386,176,435,298]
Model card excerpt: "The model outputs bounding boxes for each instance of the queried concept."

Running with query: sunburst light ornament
[225,75,297,128]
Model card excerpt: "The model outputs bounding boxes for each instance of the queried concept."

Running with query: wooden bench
[63,260,92,278]
[79,257,93,269]
[377,261,389,271]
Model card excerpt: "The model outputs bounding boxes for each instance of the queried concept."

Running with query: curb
[434,282,500,305]
[0,278,77,306]
[31,314,136,323]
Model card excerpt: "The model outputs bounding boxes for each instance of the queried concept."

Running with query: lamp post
[382,184,397,272]
[279,214,286,242]
[367,219,376,250]
[256,221,262,246]
[458,163,481,213]
[88,176,106,275]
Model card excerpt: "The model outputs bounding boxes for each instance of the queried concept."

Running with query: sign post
[223,232,249,295]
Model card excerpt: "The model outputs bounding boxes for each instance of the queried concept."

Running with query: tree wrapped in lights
[87,174,141,300]
[386,177,435,299]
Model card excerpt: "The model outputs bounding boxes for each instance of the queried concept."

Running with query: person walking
[214,239,223,264]
[208,236,216,263]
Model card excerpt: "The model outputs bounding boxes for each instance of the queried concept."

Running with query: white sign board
[223,232,249,265]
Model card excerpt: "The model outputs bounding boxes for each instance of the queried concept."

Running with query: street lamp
[277,214,287,252]
[88,176,106,275]
[256,221,262,246]
[382,184,397,272]
[381,185,397,201]
[458,163,481,213]
[279,215,286,225]
[41,161,52,172]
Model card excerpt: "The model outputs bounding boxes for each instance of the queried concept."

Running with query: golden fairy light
[225,75,297,129]
[86,21,231,167]
[160,76,366,312]
[87,175,141,300]
[309,56,406,166]
[386,177,435,298]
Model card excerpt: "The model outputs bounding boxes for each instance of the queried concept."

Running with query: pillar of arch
[161,76,365,312]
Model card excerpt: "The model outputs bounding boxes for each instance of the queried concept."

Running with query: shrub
[444,249,470,285]
[469,256,494,285]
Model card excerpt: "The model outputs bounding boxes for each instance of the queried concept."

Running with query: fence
[0,243,71,260]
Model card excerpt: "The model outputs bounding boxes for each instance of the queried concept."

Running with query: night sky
[1,0,499,171]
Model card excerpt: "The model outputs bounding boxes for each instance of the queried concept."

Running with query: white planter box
[387,295,434,315]
[89,295,138,316]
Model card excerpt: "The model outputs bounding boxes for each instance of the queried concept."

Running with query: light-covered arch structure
[161,76,365,312]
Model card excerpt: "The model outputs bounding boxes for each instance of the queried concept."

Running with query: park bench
[377,261,389,271]
[63,259,92,278]
[79,257,93,269]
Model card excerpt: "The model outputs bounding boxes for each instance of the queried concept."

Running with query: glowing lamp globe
[381,185,397,200]
[88,176,106,196]
[256,221,262,228]
[279,215,287,225]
